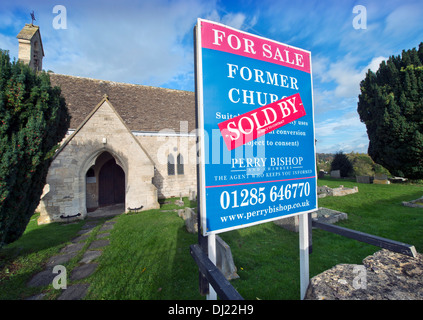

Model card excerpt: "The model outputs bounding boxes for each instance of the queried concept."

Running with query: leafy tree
[330,152,354,177]
[348,152,374,176]
[0,50,70,247]
[357,43,423,178]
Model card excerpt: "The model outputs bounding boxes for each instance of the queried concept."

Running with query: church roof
[49,73,196,133]
[16,24,40,40]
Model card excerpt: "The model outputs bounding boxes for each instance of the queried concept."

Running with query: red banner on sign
[218,93,306,151]
[201,20,311,74]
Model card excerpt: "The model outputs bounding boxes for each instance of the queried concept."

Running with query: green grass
[1,182,422,300]
[0,214,85,299]
[85,209,200,299]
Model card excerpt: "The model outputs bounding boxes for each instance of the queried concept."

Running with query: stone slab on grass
[27,268,55,287]
[60,242,85,254]
[58,283,90,300]
[79,250,102,264]
[99,224,114,231]
[77,227,95,235]
[70,263,98,281]
[71,233,90,243]
[96,232,110,239]
[46,251,79,267]
[89,239,110,249]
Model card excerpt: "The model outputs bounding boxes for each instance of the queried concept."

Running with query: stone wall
[137,134,197,199]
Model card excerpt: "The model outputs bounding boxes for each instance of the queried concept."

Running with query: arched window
[167,154,175,175]
[177,154,184,175]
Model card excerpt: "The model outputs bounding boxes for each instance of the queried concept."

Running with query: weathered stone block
[216,235,239,281]
[330,170,341,178]
[274,215,299,232]
[373,179,390,184]
[356,175,371,184]
[305,249,423,300]
[179,207,198,234]
[274,207,348,233]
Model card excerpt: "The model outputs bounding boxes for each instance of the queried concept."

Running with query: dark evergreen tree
[0,50,70,247]
[330,152,354,178]
[357,43,423,178]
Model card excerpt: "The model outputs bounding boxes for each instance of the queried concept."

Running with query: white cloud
[315,54,387,99]
[384,4,423,37]
[0,33,17,58]
[1,0,262,92]
[46,0,214,88]
[0,0,219,89]
[315,112,369,153]
[316,112,361,137]
[205,9,258,31]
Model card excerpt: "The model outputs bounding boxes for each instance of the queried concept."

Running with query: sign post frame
[299,212,310,299]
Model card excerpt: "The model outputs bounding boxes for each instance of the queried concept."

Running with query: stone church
[15,24,197,225]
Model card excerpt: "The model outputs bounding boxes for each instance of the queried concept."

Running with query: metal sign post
[207,233,217,300]
[299,212,310,299]
[194,18,317,300]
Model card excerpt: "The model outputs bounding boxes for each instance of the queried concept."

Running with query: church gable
[56,95,154,167]
[37,96,160,224]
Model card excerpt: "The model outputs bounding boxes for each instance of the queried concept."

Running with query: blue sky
[1,0,422,153]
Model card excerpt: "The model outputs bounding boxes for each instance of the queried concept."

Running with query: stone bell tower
[16,23,44,72]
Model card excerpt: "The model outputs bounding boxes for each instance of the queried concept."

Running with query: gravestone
[330,170,341,178]
[178,207,198,234]
[274,215,299,232]
[356,176,371,184]
[274,207,348,232]
[177,207,239,281]
[216,235,239,281]
[373,174,390,184]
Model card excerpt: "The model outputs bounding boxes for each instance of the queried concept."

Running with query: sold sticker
[218,93,306,150]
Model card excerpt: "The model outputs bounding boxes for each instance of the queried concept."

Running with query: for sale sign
[195,19,317,235]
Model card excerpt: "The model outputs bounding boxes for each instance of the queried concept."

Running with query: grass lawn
[85,206,201,300]
[0,216,85,299]
[1,178,422,300]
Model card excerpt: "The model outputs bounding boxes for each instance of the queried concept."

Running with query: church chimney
[16,24,44,72]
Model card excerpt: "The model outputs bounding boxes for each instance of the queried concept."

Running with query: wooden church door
[99,158,125,206]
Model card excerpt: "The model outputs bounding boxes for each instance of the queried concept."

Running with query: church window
[177,154,184,175]
[167,154,175,175]
[176,154,184,174]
